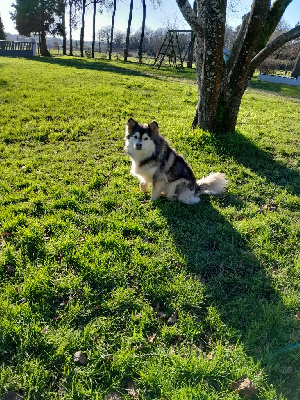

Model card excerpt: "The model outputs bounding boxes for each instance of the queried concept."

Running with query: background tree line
[9,0,161,60]
[7,0,300,133]
[7,0,300,76]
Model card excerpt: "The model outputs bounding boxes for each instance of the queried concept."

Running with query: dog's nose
[136,143,142,150]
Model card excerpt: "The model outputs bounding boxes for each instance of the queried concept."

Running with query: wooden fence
[0,40,36,57]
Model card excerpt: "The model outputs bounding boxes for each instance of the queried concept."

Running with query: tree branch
[227,0,270,90]
[250,25,300,71]
[256,0,293,51]
[175,0,203,36]
[226,12,250,74]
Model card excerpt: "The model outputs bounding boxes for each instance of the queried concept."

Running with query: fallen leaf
[148,333,157,343]
[168,310,178,324]
[230,377,258,397]
[103,391,123,400]
[1,231,11,238]
[126,382,139,400]
[73,351,87,365]
[6,265,15,274]
[42,325,50,334]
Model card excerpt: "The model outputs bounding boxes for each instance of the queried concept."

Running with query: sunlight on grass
[0,56,299,399]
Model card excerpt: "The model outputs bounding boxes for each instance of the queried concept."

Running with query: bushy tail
[196,172,228,196]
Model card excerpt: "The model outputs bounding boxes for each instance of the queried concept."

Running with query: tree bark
[80,0,86,57]
[176,0,300,133]
[124,0,134,62]
[138,0,146,63]
[92,0,96,58]
[109,0,117,60]
[186,0,196,69]
[255,0,293,52]
[40,30,49,56]
[69,0,73,56]
[62,0,67,55]
[291,49,300,78]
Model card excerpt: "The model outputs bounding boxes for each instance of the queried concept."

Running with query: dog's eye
[134,136,138,139]
[143,137,148,140]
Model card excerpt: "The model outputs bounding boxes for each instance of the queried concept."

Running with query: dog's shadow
[154,193,298,398]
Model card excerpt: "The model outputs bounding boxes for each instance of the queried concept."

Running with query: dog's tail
[196,172,228,196]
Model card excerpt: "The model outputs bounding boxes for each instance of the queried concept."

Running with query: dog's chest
[131,159,157,183]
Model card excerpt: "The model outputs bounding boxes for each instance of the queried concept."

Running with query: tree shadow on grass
[29,56,158,80]
[210,130,300,197]
[154,195,299,399]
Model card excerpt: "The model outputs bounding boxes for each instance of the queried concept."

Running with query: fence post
[30,38,36,56]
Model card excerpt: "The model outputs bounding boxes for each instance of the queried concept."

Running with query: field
[0,56,299,400]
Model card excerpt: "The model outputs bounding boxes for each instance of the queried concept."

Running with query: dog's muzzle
[136,143,142,150]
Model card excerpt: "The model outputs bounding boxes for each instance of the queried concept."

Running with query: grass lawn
[0,56,299,399]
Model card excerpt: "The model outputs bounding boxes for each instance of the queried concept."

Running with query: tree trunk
[191,0,226,132]
[62,1,67,55]
[186,31,195,68]
[92,0,96,58]
[69,0,73,56]
[138,0,146,63]
[291,49,300,78]
[109,0,117,60]
[80,0,86,57]
[186,0,197,69]
[40,30,49,56]
[124,0,134,62]
[176,0,300,133]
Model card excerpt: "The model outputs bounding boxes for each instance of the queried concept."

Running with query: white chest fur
[130,159,157,184]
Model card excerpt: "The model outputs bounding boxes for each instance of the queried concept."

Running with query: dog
[124,118,228,204]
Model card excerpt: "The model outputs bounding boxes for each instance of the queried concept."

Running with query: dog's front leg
[150,180,165,201]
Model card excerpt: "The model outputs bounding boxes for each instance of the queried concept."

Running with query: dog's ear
[127,118,138,133]
[148,121,159,136]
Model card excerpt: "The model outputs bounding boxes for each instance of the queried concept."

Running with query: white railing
[0,40,36,57]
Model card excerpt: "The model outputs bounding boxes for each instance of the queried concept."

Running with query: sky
[1,0,299,41]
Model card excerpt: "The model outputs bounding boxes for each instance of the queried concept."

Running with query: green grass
[0,56,299,399]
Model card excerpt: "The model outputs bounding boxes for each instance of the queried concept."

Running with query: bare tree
[99,26,111,52]
[175,0,300,133]
[138,0,146,63]
[58,0,67,55]
[68,0,76,55]
[124,0,134,62]
[91,0,106,58]
[109,0,117,60]
[92,0,97,57]
[80,0,86,57]
[138,0,161,63]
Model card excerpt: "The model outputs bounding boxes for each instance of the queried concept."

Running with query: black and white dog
[125,118,227,204]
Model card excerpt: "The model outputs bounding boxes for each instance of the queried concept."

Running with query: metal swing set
[153,30,194,69]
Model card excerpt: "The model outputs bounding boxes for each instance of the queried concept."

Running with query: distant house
[223,47,230,63]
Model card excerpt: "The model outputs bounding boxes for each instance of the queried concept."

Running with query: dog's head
[125,118,159,154]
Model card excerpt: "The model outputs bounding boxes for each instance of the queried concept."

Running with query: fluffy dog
[125,118,227,204]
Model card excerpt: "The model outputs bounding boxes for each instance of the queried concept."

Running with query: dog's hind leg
[178,187,200,204]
